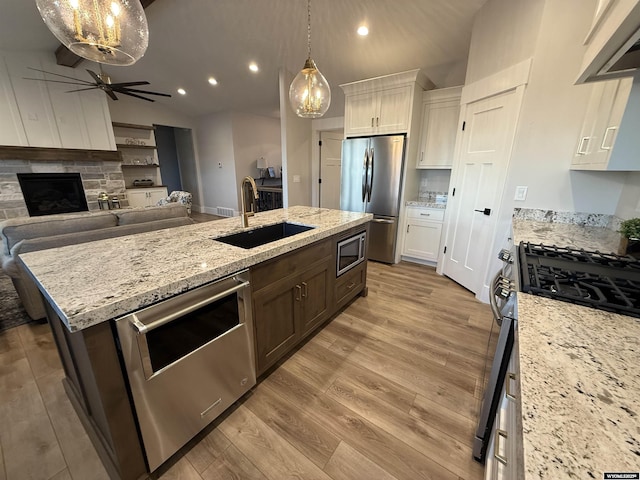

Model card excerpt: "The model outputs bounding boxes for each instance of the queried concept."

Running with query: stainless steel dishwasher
[115,270,256,472]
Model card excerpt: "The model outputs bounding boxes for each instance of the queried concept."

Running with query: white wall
[616,172,640,220]
[465,0,545,85]
[231,112,282,208]
[279,69,313,208]
[195,112,237,213]
[500,0,626,215]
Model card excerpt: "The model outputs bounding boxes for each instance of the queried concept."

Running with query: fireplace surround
[17,173,89,216]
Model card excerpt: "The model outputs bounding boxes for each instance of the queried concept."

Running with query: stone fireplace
[18,173,89,216]
[0,146,129,220]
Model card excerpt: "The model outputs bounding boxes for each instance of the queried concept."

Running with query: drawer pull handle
[347,282,356,290]
[301,282,308,298]
[494,429,508,465]
[200,398,222,417]
[295,284,302,301]
[506,372,517,400]
[420,213,431,216]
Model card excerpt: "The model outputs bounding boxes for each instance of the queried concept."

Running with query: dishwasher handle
[129,279,250,335]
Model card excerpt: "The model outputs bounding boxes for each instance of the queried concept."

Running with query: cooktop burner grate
[519,242,640,318]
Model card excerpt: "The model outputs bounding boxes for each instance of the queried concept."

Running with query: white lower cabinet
[401,206,444,263]
[486,332,521,480]
[126,187,168,208]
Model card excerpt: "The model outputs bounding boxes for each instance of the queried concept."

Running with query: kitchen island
[512,218,640,479]
[18,206,372,480]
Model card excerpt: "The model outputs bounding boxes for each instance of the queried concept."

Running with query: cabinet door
[403,221,443,261]
[417,99,460,168]
[572,77,633,170]
[126,190,149,208]
[376,85,412,134]
[253,278,300,375]
[147,188,168,205]
[298,258,332,338]
[345,92,377,136]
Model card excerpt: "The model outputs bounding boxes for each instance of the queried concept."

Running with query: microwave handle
[129,279,250,335]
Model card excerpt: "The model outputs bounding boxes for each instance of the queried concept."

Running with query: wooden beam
[55,0,159,68]
[0,146,122,162]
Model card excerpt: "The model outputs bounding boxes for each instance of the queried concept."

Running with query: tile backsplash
[418,169,451,202]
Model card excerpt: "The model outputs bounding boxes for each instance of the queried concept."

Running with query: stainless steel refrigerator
[340,134,405,263]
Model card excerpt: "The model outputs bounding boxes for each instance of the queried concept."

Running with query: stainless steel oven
[337,231,366,276]
[115,270,256,472]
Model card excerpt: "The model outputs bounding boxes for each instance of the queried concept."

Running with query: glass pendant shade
[289,57,331,118]
[35,0,149,66]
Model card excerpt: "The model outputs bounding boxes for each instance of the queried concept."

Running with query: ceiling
[0,0,487,119]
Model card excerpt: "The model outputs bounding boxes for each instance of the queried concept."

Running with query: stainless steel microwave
[337,231,366,276]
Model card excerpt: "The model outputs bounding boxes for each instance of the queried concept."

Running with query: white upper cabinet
[578,0,640,82]
[571,75,640,170]
[416,86,462,169]
[341,70,434,137]
[0,50,116,150]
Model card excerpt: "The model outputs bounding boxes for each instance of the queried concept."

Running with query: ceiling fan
[23,67,171,102]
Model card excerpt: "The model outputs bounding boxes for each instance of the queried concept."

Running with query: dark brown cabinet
[252,251,333,376]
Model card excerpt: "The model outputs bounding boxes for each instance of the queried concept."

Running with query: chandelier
[288,0,331,118]
[35,0,149,66]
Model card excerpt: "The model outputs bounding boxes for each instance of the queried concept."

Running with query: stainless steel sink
[215,222,315,249]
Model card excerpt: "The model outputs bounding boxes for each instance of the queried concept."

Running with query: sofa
[0,203,195,320]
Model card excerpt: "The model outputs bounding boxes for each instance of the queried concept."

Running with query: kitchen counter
[512,219,639,479]
[405,200,446,209]
[19,206,371,332]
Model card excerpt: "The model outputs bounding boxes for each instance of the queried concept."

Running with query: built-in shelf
[112,122,155,131]
[115,144,157,150]
[122,164,160,168]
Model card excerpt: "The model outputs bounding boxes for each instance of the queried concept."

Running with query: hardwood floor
[0,261,498,480]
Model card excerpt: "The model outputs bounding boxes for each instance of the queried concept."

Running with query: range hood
[601,30,640,76]
[578,2,640,83]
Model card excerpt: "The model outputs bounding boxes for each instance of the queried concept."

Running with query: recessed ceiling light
[357,25,369,36]
[177,88,186,95]
[249,62,259,73]
[208,77,218,86]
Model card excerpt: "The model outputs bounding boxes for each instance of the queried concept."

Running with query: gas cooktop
[518,242,640,318]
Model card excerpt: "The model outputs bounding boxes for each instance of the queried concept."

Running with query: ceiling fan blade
[86,69,104,85]
[110,81,150,87]
[118,87,172,98]
[117,90,156,102]
[103,88,118,101]
[65,87,101,93]
[27,67,94,85]
[22,77,91,87]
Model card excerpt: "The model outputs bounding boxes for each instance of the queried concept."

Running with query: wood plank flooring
[0,261,498,480]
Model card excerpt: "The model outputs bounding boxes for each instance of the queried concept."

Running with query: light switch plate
[514,186,528,201]
[293,175,301,183]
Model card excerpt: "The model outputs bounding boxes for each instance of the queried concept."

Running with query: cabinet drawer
[407,208,444,222]
[251,238,332,292]
[335,263,365,307]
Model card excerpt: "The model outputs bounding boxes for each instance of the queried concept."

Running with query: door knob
[474,208,491,216]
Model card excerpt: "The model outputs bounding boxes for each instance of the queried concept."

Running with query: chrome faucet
[240,176,259,228]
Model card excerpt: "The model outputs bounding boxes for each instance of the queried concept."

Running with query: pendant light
[35,0,149,66]
[289,0,331,118]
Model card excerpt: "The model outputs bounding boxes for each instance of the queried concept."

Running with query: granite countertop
[19,207,371,332]
[405,200,447,209]
[513,219,639,479]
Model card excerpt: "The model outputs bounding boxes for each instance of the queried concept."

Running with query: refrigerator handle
[367,147,374,202]
[361,148,369,202]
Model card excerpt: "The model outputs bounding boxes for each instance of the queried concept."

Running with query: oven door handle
[129,279,250,335]
[489,270,503,324]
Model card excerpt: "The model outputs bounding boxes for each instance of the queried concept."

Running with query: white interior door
[443,89,520,293]
[319,130,343,209]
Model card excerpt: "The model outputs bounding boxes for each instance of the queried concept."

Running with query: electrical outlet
[514,186,528,201]
[293,175,301,183]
